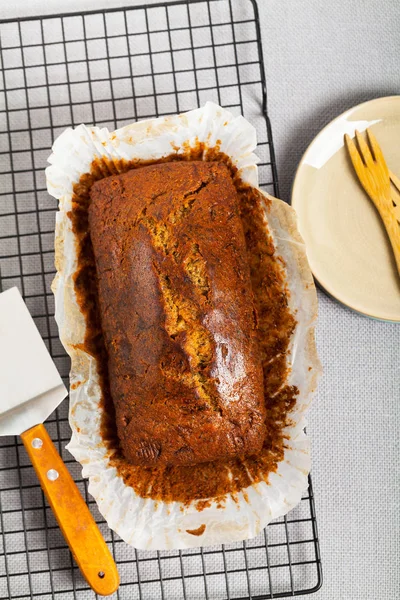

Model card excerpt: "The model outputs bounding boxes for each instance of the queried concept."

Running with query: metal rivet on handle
[47,469,59,481]
[98,572,105,579]
[31,438,43,449]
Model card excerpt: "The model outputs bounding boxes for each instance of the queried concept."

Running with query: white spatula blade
[0,287,67,436]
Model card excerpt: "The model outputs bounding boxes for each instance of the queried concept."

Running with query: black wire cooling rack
[0,1,322,598]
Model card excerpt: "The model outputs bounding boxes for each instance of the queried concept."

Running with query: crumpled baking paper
[46,102,321,550]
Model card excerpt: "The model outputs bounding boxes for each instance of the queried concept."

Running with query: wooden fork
[344,128,400,277]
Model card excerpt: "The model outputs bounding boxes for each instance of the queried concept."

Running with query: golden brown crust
[88,161,266,467]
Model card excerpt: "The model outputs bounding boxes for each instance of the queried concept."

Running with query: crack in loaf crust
[88,161,267,467]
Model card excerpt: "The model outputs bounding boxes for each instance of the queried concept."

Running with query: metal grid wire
[0,1,322,598]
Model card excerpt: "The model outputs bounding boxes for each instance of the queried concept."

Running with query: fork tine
[366,128,390,177]
[393,202,400,223]
[344,133,366,181]
[391,186,400,222]
[354,129,374,167]
[389,169,400,193]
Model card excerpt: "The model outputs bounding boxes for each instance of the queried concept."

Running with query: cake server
[0,287,119,596]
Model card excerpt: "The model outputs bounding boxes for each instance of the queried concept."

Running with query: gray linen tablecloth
[1,1,399,599]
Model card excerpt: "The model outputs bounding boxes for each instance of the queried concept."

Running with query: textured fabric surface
[1,1,399,599]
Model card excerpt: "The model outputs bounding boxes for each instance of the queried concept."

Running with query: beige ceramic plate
[292,95,400,322]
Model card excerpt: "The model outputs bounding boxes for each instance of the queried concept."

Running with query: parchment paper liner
[47,102,321,550]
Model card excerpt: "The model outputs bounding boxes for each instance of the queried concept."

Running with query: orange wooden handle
[21,423,119,596]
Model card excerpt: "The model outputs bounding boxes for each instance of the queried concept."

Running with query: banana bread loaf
[89,161,266,467]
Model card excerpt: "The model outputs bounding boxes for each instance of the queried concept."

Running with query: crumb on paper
[186,524,206,536]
